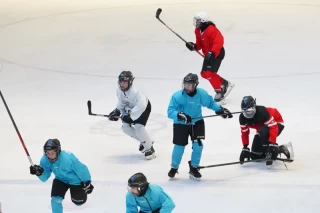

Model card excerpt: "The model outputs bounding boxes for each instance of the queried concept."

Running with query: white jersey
[116,85,149,121]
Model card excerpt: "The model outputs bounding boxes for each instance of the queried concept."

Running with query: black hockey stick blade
[156,8,162,19]
[87,100,93,115]
[87,100,112,117]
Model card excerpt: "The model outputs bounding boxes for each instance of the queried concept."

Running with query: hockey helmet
[193,12,209,28]
[241,96,256,118]
[183,73,199,94]
[43,139,61,162]
[118,71,134,92]
[127,173,149,196]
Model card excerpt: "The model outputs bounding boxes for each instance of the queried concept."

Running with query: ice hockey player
[239,96,291,166]
[126,172,175,213]
[167,73,233,179]
[185,12,235,103]
[29,139,94,213]
[108,71,155,160]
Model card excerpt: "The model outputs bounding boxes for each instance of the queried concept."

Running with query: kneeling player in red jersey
[239,96,291,166]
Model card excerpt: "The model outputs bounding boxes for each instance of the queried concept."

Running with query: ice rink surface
[0,0,320,212]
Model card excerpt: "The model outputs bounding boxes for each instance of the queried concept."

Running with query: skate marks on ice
[89,113,169,139]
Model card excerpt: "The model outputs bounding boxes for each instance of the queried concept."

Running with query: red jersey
[239,106,284,146]
[195,24,224,57]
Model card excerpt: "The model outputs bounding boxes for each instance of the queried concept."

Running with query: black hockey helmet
[43,139,61,162]
[241,96,256,118]
[127,172,149,197]
[183,73,199,94]
[118,71,134,92]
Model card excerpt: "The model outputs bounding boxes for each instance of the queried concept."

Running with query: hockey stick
[87,100,110,117]
[156,8,205,58]
[0,90,34,166]
[192,111,242,120]
[87,100,121,119]
[198,157,293,169]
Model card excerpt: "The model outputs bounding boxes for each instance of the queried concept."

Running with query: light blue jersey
[126,184,175,213]
[38,150,91,185]
[168,88,222,124]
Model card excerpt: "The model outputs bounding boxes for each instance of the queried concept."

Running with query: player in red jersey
[239,96,291,166]
[186,12,234,103]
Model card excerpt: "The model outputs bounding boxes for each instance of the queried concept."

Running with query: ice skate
[144,146,156,160]
[188,161,201,180]
[168,168,179,178]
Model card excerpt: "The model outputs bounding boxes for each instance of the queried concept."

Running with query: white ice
[0,0,320,212]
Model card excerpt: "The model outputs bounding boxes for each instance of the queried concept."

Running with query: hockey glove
[177,112,192,124]
[30,165,44,176]
[205,51,214,61]
[266,143,279,163]
[215,107,233,118]
[108,108,121,121]
[186,42,197,51]
[121,114,133,124]
[239,145,250,164]
[81,181,94,194]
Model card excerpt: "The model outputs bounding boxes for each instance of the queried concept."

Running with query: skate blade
[189,174,201,181]
[223,83,235,99]
[217,98,226,105]
[145,153,156,160]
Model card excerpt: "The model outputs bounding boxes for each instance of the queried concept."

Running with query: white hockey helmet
[193,12,209,27]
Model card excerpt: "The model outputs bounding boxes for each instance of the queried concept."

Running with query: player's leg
[168,124,189,178]
[276,123,290,158]
[69,185,87,206]
[189,119,205,179]
[250,133,266,160]
[133,101,155,159]
[122,123,140,141]
[200,47,233,101]
[259,125,280,166]
[51,179,70,213]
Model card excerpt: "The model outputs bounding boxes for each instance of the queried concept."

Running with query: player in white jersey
[108,71,156,160]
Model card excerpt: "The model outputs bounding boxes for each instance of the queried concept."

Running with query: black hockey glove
[266,143,279,161]
[121,114,133,124]
[30,165,44,176]
[186,42,197,51]
[81,181,94,194]
[108,108,121,121]
[215,107,233,118]
[177,112,192,124]
[239,145,250,164]
[205,51,214,61]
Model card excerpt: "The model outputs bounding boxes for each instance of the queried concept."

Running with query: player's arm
[70,153,91,182]
[210,27,224,58]
[158,190,175,213]
[167,95,179,121]
[29,156,52,182]
[195,29,202,51]
[200,89,232,118]
[126,193,139,213]
[264,115,279,143]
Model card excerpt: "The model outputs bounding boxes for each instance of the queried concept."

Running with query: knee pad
[192,140,204,152]
[71,197,86,205]
[121,123,132,133]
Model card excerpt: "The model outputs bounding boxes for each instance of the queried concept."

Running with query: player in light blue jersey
[167,73,233,179]
[29,139,94,213]
[126,173,175,213]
